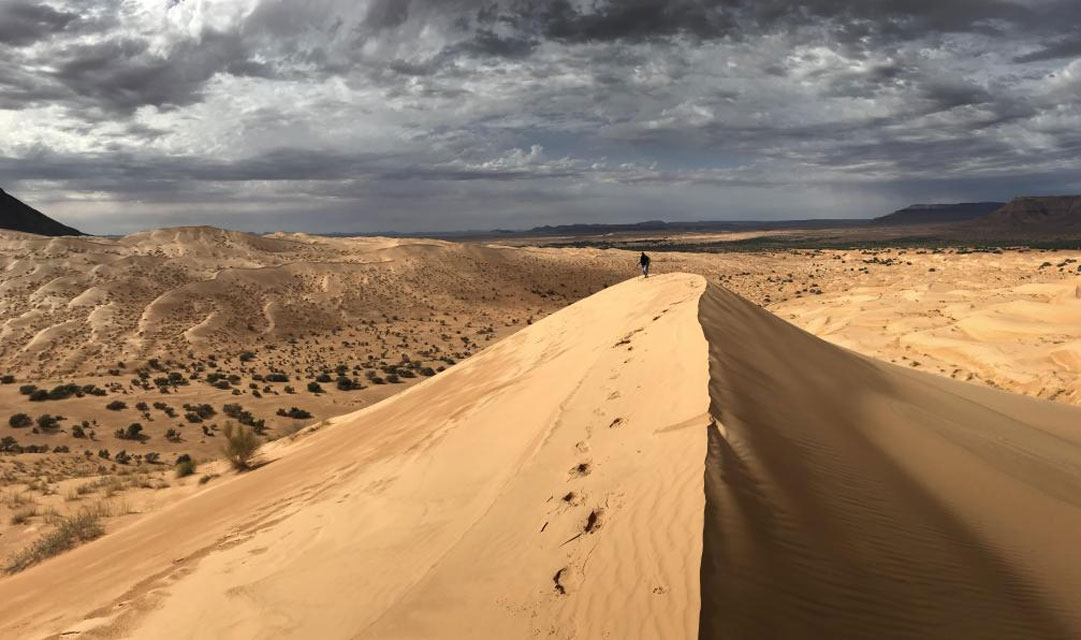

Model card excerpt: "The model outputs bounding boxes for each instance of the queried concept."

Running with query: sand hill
[1,274,1078,638]
[0,228,623,379]
[2,232,1079,525]
[0,189,83,237]
[0,227,634,479]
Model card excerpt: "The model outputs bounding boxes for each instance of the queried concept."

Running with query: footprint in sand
[553,568,568,595]
[569,462,591,478]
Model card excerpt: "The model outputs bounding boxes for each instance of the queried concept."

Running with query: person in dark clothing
[639,252,651,278]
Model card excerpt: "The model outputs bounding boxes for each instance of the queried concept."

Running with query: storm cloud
[1,0,1079,233]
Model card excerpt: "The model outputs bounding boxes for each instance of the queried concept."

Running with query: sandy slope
[1,274,1080,639]
[0,273,710,639]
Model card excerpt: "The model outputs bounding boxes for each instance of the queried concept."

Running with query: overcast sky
[2,0,1080,234]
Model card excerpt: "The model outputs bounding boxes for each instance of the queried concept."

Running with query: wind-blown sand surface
[1,273,1079,638]
[773,253,1081,405]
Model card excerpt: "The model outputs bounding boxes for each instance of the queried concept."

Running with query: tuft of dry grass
[4,491,33,508]
[9,505,37,525]
[5,509,105,573]
[222,422,260,470]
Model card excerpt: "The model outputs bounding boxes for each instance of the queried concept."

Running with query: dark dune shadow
[697,284,1081,639]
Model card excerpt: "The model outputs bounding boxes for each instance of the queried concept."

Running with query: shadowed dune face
[0,273,1080,638]
[698,284,1081,639]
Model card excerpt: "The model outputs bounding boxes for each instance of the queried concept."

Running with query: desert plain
[0,227,1079,638]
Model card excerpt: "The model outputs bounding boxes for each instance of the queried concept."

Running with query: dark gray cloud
[47,30,267,114]
[1,0,1080,234]
[1014,36,1081,64]
[0,1,77,47]
[479,0,1058,45]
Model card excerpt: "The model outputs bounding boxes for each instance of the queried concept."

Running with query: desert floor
[0,229,1079,638]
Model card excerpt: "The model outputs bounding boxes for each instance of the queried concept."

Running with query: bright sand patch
[0,273,710,639]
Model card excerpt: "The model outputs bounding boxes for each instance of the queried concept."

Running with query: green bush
[8,413,32,428]
[35,414,64,431]
[336,377,360,391]
[176,456,197,478]
[114,423,143,440]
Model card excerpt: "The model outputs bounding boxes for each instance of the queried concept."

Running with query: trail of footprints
[545,319,667,597]
[542,418,615,598]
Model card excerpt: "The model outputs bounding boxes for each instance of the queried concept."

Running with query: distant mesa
[986,195,1081,231]
[0,188,84,236]
[526,218,865,236]
[872,202,1004,226]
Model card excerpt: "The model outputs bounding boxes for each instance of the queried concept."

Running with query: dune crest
[1,274,1080,639]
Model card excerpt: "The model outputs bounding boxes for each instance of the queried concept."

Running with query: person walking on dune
[639,252,651,278]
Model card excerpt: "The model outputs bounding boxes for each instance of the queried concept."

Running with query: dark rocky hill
[873,202,1004,226]
[985,196,1081,231]
[0,188,83,236]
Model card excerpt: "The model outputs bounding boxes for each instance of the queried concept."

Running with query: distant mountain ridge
[873,202,1004,226]
[0,188,83,236]
[986,196,1081,230]
[525,218,866,236]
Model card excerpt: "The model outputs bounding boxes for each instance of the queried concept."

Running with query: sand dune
[0,229,620,379]
[700,284,1081,639]
[0,228,634,473]
[1,273,1079,638]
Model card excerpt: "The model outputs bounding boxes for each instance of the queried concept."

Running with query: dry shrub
[5,509,105,573]
[222,422,260,470]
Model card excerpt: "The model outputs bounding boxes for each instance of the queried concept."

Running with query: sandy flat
[773,251,1081,405]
